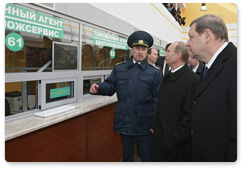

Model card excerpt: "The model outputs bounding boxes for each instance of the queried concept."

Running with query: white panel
[91,3,183,42]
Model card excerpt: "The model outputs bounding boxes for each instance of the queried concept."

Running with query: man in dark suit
[154,41,198,162]
[156,43,171,77]
[186,14,237,162]
[147,48,159,67]
[187,51,205,79]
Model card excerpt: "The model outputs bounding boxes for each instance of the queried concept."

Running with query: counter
[5,95,117,141]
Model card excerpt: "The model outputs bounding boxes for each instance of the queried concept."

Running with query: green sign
[5,33,24,51]
[5,4,64,39]
[50,87,71,99]
[93,29,128,50]
[110,49,115,59]
[159,49,165,56]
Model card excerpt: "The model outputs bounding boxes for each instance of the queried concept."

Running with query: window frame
[82,75,105,100]
[40,77,77,110]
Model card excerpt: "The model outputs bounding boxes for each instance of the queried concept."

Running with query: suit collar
[169,64,190,81]
[206,42,228,69]
[195,42,236,97]
[218,42,236,62]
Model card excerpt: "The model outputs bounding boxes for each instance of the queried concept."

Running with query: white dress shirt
[192,63,200,73]
[171,65,184,73]
[133,59,141,64]
[206,42,228,69]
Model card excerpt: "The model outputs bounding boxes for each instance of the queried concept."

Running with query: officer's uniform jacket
[97,56,162,135]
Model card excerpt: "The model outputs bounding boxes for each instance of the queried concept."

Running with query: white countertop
[5,95,117,141]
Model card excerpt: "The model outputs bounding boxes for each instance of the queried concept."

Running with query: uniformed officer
[89,30,162,162]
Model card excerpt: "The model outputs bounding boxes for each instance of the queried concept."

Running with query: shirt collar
[128,56,148,70]
[206,42,228,69]
[171,65,184,73]
[150,63,156,67]
[169,64,190,81]
[133,59,141,64]
[192,63,199,73]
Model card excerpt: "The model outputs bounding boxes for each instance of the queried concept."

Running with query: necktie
[203,66,208,78]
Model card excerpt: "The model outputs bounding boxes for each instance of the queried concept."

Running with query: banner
[93,29,127,50]
[159,49,165,56]
[5,4,64,39]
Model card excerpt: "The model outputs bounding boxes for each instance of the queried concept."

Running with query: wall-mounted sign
[159,49,165,57]
[110,49,115,59]
[5,4,64,39]
[50,86,71,99]
[5,33,24,51]
[93,29,127,50]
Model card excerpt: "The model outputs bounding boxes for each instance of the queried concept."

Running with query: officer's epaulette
[149,63,160,70]
[115,61,126,65]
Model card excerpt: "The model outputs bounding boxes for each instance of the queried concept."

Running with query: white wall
[182,23,238,47]
[90,3,184,44]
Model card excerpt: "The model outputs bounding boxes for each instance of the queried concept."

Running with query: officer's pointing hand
[89,83,99,94]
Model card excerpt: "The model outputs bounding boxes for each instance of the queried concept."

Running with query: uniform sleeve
[152,70,162,128]
[171,75,199,146]
[96,67,117,96]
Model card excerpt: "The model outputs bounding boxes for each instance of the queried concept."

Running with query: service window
[82,25,129,71]
[83,78,102,95]
[46,81,74,103]
[5,81,38,117]
[40,78,77,110]
[82,76,104,100]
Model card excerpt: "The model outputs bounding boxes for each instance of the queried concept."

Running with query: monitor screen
[53,42,78,71]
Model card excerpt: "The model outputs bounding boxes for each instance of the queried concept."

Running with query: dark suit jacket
[195,61,205,77]
[191,42,237,162]
[156,57,169,77]
[156,56,164,67]
[154,64,199,162]
[191,61,205,81]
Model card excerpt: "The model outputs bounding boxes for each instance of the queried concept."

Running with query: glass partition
[82,25,129,71]
[5,81,38,116]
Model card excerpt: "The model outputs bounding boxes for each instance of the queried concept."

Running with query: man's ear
[204,29,213,43]
[177,52,182,61]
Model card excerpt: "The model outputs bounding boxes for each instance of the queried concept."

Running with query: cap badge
[138,40,144,44]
